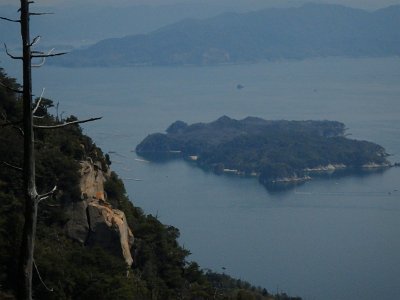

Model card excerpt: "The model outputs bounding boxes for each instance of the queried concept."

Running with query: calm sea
[5,57,400,300]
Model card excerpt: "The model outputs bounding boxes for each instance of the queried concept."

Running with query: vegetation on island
[0,68,302,299]
[136,116,390,188]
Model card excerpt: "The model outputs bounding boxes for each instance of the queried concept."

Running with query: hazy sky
[2,0,400,9]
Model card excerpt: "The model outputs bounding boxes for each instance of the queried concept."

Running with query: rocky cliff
[65,159,134,266]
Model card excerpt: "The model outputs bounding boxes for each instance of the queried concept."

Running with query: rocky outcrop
[79,159,111,200]
[271,175,311,183]
[304,164,346,173]
[65,200,89,244]
[65,159,134,266]
[362,162,392,169]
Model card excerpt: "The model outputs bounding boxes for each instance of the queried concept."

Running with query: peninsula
[136,116,391,188]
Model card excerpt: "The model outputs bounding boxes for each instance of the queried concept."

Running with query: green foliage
[0,69,299,299]
[137,116,390,186]
[32,233,145,300]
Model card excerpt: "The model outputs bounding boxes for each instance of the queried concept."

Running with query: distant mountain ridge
[56,3,400,67]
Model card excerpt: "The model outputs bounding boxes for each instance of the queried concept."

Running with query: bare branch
[32,58,46,68]
[29,35,41,47]
[12,125,25,136]
[30,12,54,16]
[37,185,57,203]
[32,88,45,115]
[31,50,68,59]
[2,161,23,172]
[0,16,21,23]
[34,117,102,129]
[4,43,23,60]
[33,260,54,292]
[42,203,61,208]
[32,49,55,67]
[0,80,23,94]
[0,113,24,136]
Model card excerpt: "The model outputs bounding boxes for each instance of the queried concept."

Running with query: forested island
[0,68,302,299]
[136,116,391,188]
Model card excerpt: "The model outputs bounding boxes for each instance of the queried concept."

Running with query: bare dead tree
[1,1,101,299]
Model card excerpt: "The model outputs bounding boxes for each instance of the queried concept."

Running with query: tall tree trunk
[17,0,38,299]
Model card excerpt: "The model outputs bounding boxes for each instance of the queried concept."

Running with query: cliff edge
[65,159,134,266]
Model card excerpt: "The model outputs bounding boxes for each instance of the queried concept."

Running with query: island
[136,116,391,188]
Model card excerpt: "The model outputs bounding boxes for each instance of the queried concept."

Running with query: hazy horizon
[2,0,400,10]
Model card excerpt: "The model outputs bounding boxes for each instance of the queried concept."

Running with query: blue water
[5,57,400,299]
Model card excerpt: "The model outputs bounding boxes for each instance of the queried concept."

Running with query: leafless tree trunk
[1,2,101,298]
[18,1,38,299]
[0,0,101,300]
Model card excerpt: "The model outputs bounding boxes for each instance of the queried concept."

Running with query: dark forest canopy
[136,116,391,188]
[0,68,303,299]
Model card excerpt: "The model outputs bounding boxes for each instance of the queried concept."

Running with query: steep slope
[0,68,302,299]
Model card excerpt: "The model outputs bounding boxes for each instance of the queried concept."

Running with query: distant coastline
[53,3,400,67]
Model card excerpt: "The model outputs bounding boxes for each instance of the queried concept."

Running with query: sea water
[4,57,400,300]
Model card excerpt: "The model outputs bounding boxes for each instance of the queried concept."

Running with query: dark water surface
[6,57,400,299]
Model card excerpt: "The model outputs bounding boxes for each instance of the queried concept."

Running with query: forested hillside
[56,3,400,67]
[0,68,302,299]
[137,116,390,188]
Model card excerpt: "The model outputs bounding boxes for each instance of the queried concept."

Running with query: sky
[2,0,400,9]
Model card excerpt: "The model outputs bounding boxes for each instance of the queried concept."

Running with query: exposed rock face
[65,159,134,266]
[65,200,89,244]
[86,199,134,266]
[362,162,392,168]
[80,160,107,201]
[304,164,346,173]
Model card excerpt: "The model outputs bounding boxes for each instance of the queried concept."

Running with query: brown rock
[86,199,134,266]
[65,159,134,266]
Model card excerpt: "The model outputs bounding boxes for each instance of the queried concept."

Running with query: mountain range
[0,1,297,48]
[55,3,400,67]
